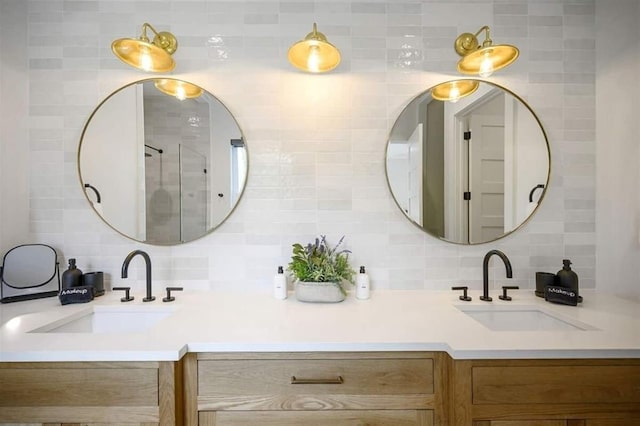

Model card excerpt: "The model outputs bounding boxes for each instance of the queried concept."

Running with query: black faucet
[121,250,155,302]
[481,249,513,302]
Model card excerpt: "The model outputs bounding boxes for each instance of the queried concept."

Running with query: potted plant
[287,235,356,303]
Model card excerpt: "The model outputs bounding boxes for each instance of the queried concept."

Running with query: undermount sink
[457,305,596,331]
[29,305,176,334]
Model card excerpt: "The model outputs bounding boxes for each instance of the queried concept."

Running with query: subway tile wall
[22,0,595,294]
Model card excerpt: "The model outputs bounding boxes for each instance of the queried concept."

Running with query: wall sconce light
[112,23,178,72]
[154,79,203,100]
[454,26,519,77]
[431,80,480,103]
[288,23,341,73]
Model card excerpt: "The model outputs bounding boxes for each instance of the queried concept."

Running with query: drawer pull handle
[290,375,344,385]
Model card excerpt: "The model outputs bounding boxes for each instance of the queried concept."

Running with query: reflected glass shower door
[179,145,208,242]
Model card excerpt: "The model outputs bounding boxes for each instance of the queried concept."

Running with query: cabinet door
[199,410,433,426]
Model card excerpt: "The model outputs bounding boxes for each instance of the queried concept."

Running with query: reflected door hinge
[463,192,471,200]
[464,131,471,141]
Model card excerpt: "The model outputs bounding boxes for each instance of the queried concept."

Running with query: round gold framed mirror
[78,78,248,245]
[385,78,550,245]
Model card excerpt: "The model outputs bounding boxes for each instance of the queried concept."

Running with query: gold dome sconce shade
[154,79,203,100]
[431,80,480,102]
[112,23,178,72]
[454,26,519,77]
[288,23,341,73]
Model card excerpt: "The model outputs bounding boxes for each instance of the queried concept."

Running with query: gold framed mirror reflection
[385,78,550,245]
[78,78,248,245]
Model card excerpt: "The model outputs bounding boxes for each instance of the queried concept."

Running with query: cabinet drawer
[200,409,433,425]
[472,365,640,404]
[0,364,158,406]
[198,357,434,397]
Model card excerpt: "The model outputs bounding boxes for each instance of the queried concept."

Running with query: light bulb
[307,44,321,73]
[175,84,186,101]
[139,48,153,71]
[479,51,494,78]
[449,84,461,103]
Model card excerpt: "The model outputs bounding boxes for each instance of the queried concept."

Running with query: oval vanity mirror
[386,78,550,245]
[78,78,247,245]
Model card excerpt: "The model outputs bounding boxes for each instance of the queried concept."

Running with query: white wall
[0,1,29,254]
[0,1,600,296]
[595,0,640,301]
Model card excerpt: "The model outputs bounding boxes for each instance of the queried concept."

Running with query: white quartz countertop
[1,289,639,362]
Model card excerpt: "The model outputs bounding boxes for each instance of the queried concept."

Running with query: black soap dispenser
[556,259,579,296]
[61,258,83,289]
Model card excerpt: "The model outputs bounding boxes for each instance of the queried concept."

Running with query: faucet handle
[113,286,134,302]
[451,286,472,301]
[499,285,520,301]
[163,287,183,302]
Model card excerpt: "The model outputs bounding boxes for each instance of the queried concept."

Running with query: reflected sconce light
[154,79,203,100]
[112,22,178,72]
[454,26,519,77]
[431,80,480,103]
[288,23,341,73]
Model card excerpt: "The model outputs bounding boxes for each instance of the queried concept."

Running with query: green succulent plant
[287,235,356,295]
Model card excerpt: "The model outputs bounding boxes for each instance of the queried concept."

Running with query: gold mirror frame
[385,78,550,245]
[78,78,248,246]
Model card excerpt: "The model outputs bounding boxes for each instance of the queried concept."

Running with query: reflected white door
[469,114,504,243]
[407,124,423,226]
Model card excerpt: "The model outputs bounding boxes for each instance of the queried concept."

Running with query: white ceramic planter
[294,281,345,303]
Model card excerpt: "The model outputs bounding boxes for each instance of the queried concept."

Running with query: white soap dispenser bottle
[273,266,288,299]
[356,266,370,300]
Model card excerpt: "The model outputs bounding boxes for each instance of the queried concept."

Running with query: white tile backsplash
[0,0,599,294]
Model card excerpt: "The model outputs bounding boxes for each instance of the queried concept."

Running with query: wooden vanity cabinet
[0,360,183,426]
[450,359,640,426]
[184,352,448,425]
[6,353,636,425]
